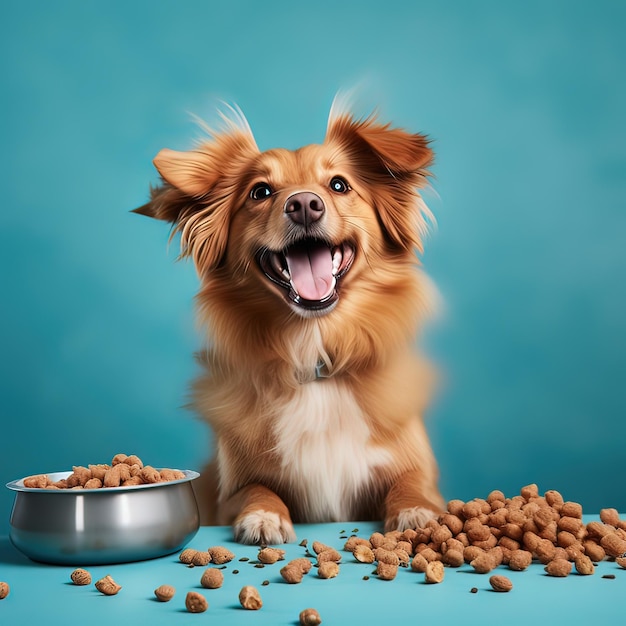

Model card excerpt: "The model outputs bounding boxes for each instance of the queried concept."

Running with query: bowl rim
[6,469,200,493]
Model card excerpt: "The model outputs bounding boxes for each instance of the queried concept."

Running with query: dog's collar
[315,360,331,379]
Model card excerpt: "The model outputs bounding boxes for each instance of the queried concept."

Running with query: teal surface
[0,520,623,625]
[2,0,626,534]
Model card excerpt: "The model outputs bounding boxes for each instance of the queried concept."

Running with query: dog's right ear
[133,117,259,269]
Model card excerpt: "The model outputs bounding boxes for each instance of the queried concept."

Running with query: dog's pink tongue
[285,242,334,301]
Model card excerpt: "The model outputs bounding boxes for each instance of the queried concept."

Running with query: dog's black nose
[284,192,325,228]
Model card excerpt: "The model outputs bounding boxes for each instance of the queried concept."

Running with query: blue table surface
[0,518,623,625]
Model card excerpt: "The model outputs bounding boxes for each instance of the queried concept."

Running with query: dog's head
[136,106,433,318]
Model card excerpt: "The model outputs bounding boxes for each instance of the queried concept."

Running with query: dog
[135,102,445,544]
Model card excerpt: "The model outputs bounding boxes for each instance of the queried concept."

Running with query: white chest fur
[272,379,392,522]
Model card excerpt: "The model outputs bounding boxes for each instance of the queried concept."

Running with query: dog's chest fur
[273,379,392,522]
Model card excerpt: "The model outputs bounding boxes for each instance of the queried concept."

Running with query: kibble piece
[258,547,286,564]
[0,582,9,600]
[489,575,513,592]
[70,568,91,585]
[185,591,208,613]
[545,558,572,577]
[300,608,322,625]
[192,551,212,566]
[574,555,595,576]
[508,550,532,572]
[600,533,626,558]
[23,474,49,489]
[616,556,626,569]
[312,541,333,554]
[103,465,122,488]
[354,544,375,563]
[411,553,429,573]
[200,568,224,589]
[424,560,445,584]
[376,561,398,580]
[560,502,583,519]
[470,553,497,574]
[208,546,235,564]
[154,584,175,602]
[317,548,342,564]
[239,585,262,610]
[139,465,161,484]
[179,548,198,564]
[95,575,122,595]
[281,558,313,584]
[599,508,620,526]
[318,561,339,579]
[442,549,464,568]
[344,536,371,553]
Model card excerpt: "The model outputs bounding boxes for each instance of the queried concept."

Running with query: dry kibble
[583,540,605,562]
[179,548,198,564]
[489,575,513,592]
[70,568,91,585]
[139,465,161,484]
[154,584,175,602]
[353,544,375,563]
[185,591,208,613]
[312,541,333,554]
[318,561,340,579]
[300,608,322,625]
[470,553,497,574]
[239,585,262,610]
[561,502,583,519]
[424,560,445,584]
[208,546,235,564]
[411,553,429,573]
[200,568,224,589]
[442,549,464,567]
[376,561,398,580]
[23,474,48,488]
[599,508,620,526]
[95,575,122,595]
[616,557,626,569]
[281,558,312,584]
[574,555,595,576]
[317,548,342,564]
[0,582,10,600]
[83,478,103,490]
[103,466,122,488]
[192,551,212,566]
[600,533,626,558]
[508,550,532,571]
[545,558,572,577]
[258,547,286,564]
[344,537,371,553]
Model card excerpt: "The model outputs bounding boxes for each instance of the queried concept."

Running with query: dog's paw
[233,509,296,545]
[385,506,439,532]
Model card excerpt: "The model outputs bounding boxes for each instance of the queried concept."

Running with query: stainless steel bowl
[6,469,200,565]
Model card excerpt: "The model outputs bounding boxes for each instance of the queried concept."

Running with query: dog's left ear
[325,113,434,252]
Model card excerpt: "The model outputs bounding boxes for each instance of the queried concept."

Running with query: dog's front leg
[383,470,445,532]
[221,484,296,545]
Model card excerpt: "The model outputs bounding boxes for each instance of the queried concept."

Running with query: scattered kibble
[95,575,122,596]
[154,584,175,602]
[0,582,9,600]
[238,585,263,610]
[299,608,322,625]
[200,568,224,589]
[489,575,513,592]
[280,558,312,584]
[70,569,91,586]
[185,591,208,613]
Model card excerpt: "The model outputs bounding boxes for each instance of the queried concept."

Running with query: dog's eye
[250,182,273,201]
[330,177,350,194]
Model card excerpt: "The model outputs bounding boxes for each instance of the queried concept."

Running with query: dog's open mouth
[257,239,355,311]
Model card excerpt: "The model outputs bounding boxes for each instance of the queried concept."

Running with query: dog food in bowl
[6,454,200,565]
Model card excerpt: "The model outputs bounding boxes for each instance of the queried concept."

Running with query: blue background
[1,0,625,534]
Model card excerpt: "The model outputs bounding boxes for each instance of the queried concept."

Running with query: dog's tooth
[332,249,342,274]
[282,268,290,280]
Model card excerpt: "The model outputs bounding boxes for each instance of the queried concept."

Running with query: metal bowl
[6,469,200,565]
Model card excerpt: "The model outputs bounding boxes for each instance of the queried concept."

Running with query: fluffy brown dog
[135,103,445,544]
